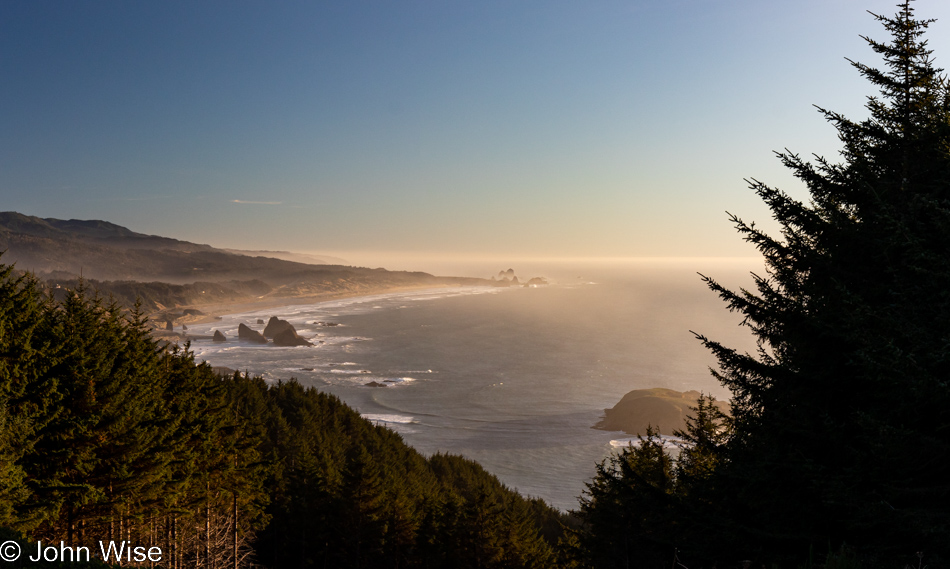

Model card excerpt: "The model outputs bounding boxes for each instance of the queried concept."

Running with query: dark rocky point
[593,388,730,436]
[212,330,227,342]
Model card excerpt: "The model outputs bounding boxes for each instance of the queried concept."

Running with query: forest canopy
[0,261,570,568]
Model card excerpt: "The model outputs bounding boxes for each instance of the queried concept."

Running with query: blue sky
[2,0,948,263]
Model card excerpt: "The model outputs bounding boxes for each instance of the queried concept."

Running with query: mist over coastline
[188,257,759,510]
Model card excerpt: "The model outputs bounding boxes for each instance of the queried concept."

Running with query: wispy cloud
[231,199,282,205]
[123,195,171,201]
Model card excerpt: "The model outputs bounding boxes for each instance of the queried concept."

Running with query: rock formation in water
[212,330,227,342]
[238,323,267,344]
[263,316,296,339]
[593,387,730,436]
[273,327,313,347]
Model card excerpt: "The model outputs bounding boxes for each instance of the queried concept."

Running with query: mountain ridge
[0,211,488,315]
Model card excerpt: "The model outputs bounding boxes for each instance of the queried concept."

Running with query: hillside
[0,212,488,313]
[0,265,571,568]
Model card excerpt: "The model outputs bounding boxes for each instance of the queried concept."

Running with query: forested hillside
[0,260,571,568]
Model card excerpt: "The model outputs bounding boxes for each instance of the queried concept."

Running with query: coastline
[148,282,473,339]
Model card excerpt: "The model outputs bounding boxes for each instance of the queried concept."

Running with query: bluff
[594,387,729,436]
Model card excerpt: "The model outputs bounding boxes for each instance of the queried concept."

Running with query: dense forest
[0,262,572,568]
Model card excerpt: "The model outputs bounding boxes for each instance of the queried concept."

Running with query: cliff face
[593,388,730,436]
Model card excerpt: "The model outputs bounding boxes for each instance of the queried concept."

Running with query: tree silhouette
[696,1,950,564]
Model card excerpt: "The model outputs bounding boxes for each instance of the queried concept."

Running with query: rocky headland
[593,387,730,436]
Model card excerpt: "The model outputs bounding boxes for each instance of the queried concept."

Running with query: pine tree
[577,427,675,569]
[695,1,950,563]
[0,262,61,529]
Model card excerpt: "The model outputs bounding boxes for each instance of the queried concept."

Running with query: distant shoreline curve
[149,282,470,335]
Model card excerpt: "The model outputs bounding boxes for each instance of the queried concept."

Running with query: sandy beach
[147,282,471,340]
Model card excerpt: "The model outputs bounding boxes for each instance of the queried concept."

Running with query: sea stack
[212,330,227,342]
[273,327,313,347]
[263,316,295,339]
[238,323,267,344]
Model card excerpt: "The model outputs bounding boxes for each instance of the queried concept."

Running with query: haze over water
[189,258,758,511]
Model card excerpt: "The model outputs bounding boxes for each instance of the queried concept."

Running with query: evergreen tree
[0,263,61,529]
[577,427,675,569]
[695,1,950,563]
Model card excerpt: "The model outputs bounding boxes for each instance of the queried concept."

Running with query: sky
[2,0,949,266]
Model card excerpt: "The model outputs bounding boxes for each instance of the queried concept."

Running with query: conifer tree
[577,427,675,569]
[0,262,60,529]
[695,1,950,563]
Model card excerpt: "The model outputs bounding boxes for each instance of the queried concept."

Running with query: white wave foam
[384,377,416,384]
[362,414,417,424]
[609,435,683,450]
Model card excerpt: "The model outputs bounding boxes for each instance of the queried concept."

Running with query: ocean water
[187,259,758,512]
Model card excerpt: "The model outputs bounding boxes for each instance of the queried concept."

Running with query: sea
[186,258,759,512]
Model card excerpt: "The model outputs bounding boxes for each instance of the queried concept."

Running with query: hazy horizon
[4,1,949,259]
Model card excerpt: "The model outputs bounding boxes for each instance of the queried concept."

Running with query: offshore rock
[273,327,313,347]
[263,316,295,339]
[212,330,227,342]
[238,323,267,344]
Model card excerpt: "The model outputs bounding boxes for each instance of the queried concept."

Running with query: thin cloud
[231,199,282,205]
[123,195,171,201]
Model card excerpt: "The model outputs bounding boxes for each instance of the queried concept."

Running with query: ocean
[187,258,758,512]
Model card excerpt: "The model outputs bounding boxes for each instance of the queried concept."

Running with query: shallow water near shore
[187,259,757,511]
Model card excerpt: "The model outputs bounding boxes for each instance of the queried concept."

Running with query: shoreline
[148,282,474,338]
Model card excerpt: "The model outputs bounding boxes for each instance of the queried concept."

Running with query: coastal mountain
[222,248,349,266]
[0,211,370,282]
[0,211,488,311]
